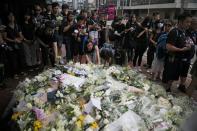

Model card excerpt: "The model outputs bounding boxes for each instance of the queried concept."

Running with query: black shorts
[163,57,190,82]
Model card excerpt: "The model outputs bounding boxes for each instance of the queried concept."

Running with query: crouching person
[81,37,100,64]
[100,42,115,66]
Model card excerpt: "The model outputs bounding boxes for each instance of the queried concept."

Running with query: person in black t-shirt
[72,15,88,63]
[133,16,152,71]
[145,12,164,69]
[43,3,53,22]
[62,4,69,24]
[162,12,192,92]
[4,12,25,78]
[124,14,138,66]
[98,14,106,48]
[62,13,75,62]
[22,13,37,67]
[39,24,58,67]
[87,12,101,46]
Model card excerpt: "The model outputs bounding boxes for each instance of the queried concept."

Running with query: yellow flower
[11,112,22,121]
[78,115,85,121]
[91,122,99,129]
[75,120,82,128]
[34,120,42,131]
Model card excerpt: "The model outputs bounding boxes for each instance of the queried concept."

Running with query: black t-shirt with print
[41,33,58,47]
[125,21,138,39]
[167,28,194,59]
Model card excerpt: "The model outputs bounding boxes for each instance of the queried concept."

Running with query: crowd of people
[0,2,196,96]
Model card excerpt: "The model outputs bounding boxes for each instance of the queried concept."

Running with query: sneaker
[178,85,187,93]
[138,67,142,72]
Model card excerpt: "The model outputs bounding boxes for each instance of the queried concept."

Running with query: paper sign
[84,97,102,113]
[106,21,113,26]
[60,74,85,91]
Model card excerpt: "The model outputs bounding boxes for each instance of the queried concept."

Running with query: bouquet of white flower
[11,64,196,131]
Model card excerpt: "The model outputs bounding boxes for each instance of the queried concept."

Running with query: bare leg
[187,76,197,97]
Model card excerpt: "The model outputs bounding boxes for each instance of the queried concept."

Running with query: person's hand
[69,21,73,26]
[144,28,148,32]
[15,38,21,43]
[181,46,191,52]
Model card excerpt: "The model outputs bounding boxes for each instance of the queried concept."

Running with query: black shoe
[143,64,148,67]
[178,85,187,93]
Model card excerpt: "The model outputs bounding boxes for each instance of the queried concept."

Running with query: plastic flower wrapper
[105,110,146,131]
[150,84,167,97]
[32,107,46,121]
[11,64,196,130]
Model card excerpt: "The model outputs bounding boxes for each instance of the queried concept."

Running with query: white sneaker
[138,67,142,72]
[147,70,150,73]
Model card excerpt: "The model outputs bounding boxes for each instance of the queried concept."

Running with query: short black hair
[62,4,69,9]
[178,12,192,22]
[77,15,85,21]
[52,2,59,8]
[153,12,160,16]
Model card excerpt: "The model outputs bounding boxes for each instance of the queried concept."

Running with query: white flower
[103,119,109,124]
[70,94,77,100]
[26,103,32,109]
[104,111,110,117]
[56,105,61,109]
[72,117,77,122]
[96,115,101,120]
[51,128,56,131]
[84,115,95,124]
[172,106,183,113]
[60,93,63,98]
[143,84,150,91]
[86,128,93,131]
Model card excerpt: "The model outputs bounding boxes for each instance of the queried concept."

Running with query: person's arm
[95,45,100,64]
[149,33,157,46]
[63,22,72,33]
[166,43,190,52]
[85,54,92,64]
[19,32,24,39]
[166,29,191,52]
[137,29,146,38]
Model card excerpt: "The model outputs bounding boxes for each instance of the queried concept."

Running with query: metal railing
[108,0,176,6]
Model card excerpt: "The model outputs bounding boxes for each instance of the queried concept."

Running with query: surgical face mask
[158,22,164,28]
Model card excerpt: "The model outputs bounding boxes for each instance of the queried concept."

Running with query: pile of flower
[11,63,196,131]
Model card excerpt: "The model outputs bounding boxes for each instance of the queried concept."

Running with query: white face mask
[158,23,164,28]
